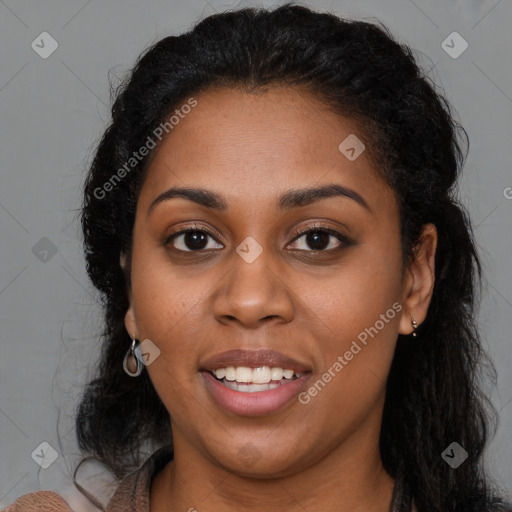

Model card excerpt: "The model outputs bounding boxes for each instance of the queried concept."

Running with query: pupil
[185,231,207,250]
[307,231,329,250]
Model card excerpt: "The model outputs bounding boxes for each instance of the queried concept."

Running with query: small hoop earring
[123,339,144,377]
[411,318,418,337]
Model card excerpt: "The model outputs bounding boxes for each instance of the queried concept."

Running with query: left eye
[288,229,345,251]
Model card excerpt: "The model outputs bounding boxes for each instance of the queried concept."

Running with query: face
[123,86,436,478]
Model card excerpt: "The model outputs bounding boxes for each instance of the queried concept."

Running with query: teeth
[222,380,281,393]
[271,367,284,380]
[225,366,236,381]
[252,366,271,383]
[212,366,301,384]
[283,369,294,379]
[215,368,226,379]
[235,366,253,383]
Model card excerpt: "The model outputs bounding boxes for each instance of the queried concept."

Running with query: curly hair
[75,3,510,511]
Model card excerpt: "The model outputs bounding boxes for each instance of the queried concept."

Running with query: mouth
[208,365,303,393]
[200,349,312,416]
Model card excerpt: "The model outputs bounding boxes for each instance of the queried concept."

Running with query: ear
[120,252,138,339]
[398,223,437,336]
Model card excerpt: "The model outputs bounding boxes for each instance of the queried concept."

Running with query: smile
[210,365,302,393]
[200,348,312,416]
[202,369,310,416]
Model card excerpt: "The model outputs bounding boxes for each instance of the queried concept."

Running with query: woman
[4,3,510,512]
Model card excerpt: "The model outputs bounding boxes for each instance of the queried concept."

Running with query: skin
[121,86,437,512]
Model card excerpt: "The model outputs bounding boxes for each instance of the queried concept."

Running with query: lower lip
[202,371,310,417]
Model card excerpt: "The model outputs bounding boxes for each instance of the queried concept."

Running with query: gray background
[1,0,511,509]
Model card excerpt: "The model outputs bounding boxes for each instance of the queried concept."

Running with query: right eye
[165,228,224,252]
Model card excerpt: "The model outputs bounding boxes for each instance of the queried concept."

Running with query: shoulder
[1,490,73,511]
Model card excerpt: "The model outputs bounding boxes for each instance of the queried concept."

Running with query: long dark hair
[75,4,510,511]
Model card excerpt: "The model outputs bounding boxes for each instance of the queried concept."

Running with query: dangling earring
[411,318,418,337]
[123,339,144,377]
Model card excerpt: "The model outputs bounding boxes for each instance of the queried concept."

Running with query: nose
[212,248,295,329]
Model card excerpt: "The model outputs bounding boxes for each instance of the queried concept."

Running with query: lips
[199,348,312,416]
[200,348,311,374]
[202,370,310,416]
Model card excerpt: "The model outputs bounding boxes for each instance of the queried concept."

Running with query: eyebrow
[148,183,371,215]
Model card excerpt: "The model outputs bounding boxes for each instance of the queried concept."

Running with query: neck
[151,420,395,512]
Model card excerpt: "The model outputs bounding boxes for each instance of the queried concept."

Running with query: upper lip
[200,349,311,373]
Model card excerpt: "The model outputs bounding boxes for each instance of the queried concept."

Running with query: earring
[411,318,418,337]
[123,339,144,377]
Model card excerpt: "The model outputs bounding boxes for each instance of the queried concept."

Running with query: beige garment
[1,445,173,512]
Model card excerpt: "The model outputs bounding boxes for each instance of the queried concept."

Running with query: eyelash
[290,225,351,251]
[164,223,351,253]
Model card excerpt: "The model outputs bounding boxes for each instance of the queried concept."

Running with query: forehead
[138,86,394,212]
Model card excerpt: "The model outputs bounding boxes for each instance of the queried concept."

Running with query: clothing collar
[105,445,173,512]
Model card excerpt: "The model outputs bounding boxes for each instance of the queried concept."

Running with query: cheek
[131,229,203,318]
[297,275,401,429]
[129,252,209,373]
[294,242,403,400]
[303,251,402,340]
[130,261,206,420]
